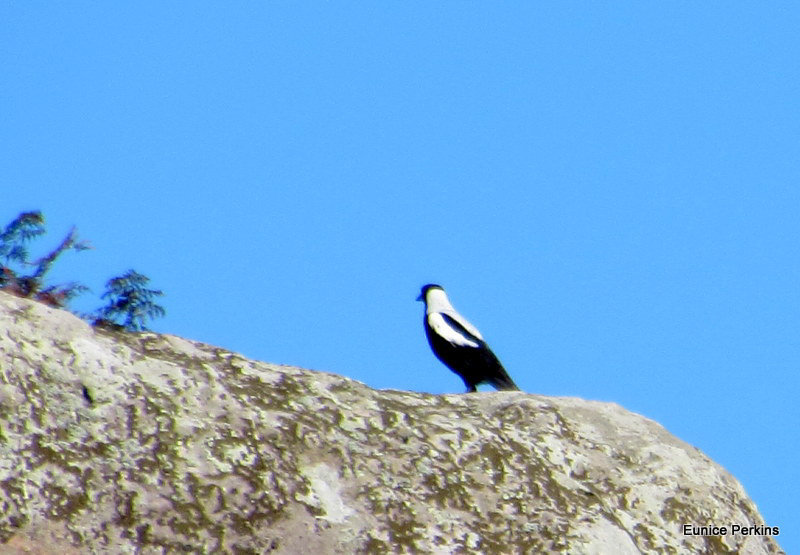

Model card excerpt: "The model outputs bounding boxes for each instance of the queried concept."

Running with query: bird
[417,284,520,393]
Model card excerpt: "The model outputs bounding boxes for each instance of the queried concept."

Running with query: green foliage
[94,270,166,331]
[0,211,166,331]
[0,211,45,264]
[0,211,90,306]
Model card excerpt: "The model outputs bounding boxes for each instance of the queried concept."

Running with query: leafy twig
[94,270,166,331]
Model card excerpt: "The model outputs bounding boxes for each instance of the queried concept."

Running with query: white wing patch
[428,312,481,348]
[442,310,484,341]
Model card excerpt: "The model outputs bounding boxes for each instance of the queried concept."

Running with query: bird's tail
[490,373,521,391]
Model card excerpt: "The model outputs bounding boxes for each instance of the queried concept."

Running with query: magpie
[417,284,520,393]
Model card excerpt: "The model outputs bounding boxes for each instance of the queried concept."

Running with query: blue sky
[2,3,798,550]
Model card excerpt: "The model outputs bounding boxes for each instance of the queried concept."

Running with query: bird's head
[417,283,444,302]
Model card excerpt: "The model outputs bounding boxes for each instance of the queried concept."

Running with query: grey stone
[0,292,784,554]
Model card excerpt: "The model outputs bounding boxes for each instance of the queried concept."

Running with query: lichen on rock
[0,292,784,553]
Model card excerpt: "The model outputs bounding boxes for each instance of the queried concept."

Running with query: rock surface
[0,292,784,554]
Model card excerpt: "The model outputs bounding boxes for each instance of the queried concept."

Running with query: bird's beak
[416,292,423,302]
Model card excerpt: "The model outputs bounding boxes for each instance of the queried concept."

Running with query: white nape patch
[425,288,484,341]
[428,313,480,348]
[424,288,456,313]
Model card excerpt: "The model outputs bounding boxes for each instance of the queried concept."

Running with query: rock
[0,292,784,554]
